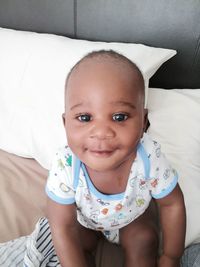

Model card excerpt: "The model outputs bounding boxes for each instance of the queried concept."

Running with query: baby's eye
[112,113,128,122]
[77,114,91,122]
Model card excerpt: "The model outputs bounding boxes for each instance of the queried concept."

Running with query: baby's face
[64,59,145,173]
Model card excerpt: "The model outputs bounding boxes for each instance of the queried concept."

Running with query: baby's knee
[137,226,158,249]
[120,223,159,253]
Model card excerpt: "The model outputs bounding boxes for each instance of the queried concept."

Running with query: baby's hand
[158,254,180,267]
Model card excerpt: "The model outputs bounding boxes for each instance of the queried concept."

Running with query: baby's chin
[83,157,126,174]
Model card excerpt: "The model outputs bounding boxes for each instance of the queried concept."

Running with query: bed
[0,0,200,266]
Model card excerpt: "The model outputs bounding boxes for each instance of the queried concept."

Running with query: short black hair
[65,49,145,92]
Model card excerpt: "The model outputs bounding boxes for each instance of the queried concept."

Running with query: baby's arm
[47,198,88,267]
[156,184,186,267]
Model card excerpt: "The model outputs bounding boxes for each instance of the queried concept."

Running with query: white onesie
[46,133,178,243]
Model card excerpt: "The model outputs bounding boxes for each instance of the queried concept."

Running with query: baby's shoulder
[52,145,75,169]
[140,133,161,157]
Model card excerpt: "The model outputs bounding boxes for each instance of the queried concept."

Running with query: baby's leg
[120,200,159,267]
[76,222,101,267]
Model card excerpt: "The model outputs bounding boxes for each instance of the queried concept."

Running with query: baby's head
[65,50,145,107]
[63,50,146,172]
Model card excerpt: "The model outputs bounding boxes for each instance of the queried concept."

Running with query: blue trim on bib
[71,142,150,197]
[137,143,150,179]
[81,163,125,200]
[73,157,81,190]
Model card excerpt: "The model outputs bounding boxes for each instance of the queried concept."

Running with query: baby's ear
[143,109,149,132]
[62,113,66,126]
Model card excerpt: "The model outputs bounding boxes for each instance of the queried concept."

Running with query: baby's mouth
[88,149,115,157]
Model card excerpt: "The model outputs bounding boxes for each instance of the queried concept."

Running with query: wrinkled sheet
[0,149,47,242]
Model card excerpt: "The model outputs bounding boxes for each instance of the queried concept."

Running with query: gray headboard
[0,0,200,89]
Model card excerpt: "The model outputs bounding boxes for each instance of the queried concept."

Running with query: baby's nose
[89,122,115,140]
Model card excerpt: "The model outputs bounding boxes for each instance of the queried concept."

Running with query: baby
[46,50,186,267]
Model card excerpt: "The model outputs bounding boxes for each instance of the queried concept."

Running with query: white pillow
[147,88,200,247]
[0,27,176,169]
